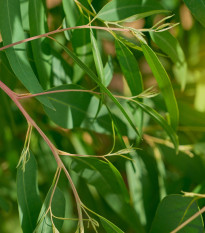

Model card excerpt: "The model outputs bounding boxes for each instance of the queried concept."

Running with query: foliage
[1,0,205,232]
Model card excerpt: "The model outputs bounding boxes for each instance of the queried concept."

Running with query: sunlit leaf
[150,31,187,90]
[96,0,168,22]
[141,43,179,130]
[53,39,140,137]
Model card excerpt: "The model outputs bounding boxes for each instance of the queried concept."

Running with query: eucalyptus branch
[0,25,130,52]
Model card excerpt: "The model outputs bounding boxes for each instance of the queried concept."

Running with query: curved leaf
[17,151,42,233]
[36,187,65,233]
[115,40,143,95]
[150,194,204,233]
[184,0,205,27]
[150,31,187,90]
[96,0,167,22]
[0,0,53,109]
[53,39,140,137]
[71,157,144,232]
[133,100,178,151]
[29,0,51,89]
[141,43,179,130]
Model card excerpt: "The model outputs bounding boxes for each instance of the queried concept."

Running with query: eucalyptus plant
[1,0,205,233]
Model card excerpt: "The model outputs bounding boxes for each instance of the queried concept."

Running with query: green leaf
[53,39,140,137]
[36,187,65,233]
[17,151,42,233]
[115,40,143,95]
[150,194,204,233]
[141,43,179,130]
[104,56,114,87]
[71,15,93,83]
[150,31,187,90]
[0,0,53,109]
[96,0,167,22]
[29,0,51,89]
[100,216,124,233]
[184,0,205,27]
[133,100,178,151]
[62,0,80,27]
[90,30,105,85]
[71,158,144,232]
[0,196,10,212]
[44,84,92,129]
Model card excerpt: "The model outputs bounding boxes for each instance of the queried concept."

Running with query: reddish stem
[0,25,129,52]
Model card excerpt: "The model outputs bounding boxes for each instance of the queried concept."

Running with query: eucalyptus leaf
[150,194,204,233]
[141,43,179,130]
[71,157,144,232]
[36,187,65,233]
[52,39,140,137]
[44,84,92,129]
[96,0,167,22]
[184,0,205,27]
[115,40,143,95]
[0,0,53,109]
[150,31,187,90]
[17,151,42,233]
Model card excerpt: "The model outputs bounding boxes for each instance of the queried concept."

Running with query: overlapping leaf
[0,0,53,109]
[150,195,204,233]
[96,0,168,22]
[184,0,205,27]
[141,43,179,130]
[17,152,42,233]
[150,31,187,90]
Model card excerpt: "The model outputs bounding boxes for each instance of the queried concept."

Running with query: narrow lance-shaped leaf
[141,43,179,130]
[52,39,140,137]
[96,0,168,22]
[36,187,65,233]
[71,157,145,232]
[150,31,187,91]
[184,0,205,27]
[29,0,51,89]
[133,100,178,151]
[115,40,143,95]
[0,0,53,109]
[17,151,42,233]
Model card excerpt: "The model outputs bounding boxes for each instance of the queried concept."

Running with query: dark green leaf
[100,216,124,233]
[184,0,205,27]
[17,151,42,233]
[53,39,140,137]
[0,0,53,109]
[150,194,204,233]
[115,40,143,95]
[44,84,92,129]
[96,0,168,22]
[141,43,179,130]
[29,0,51,89]
[150,31,187,90]
[36,187,65,233]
